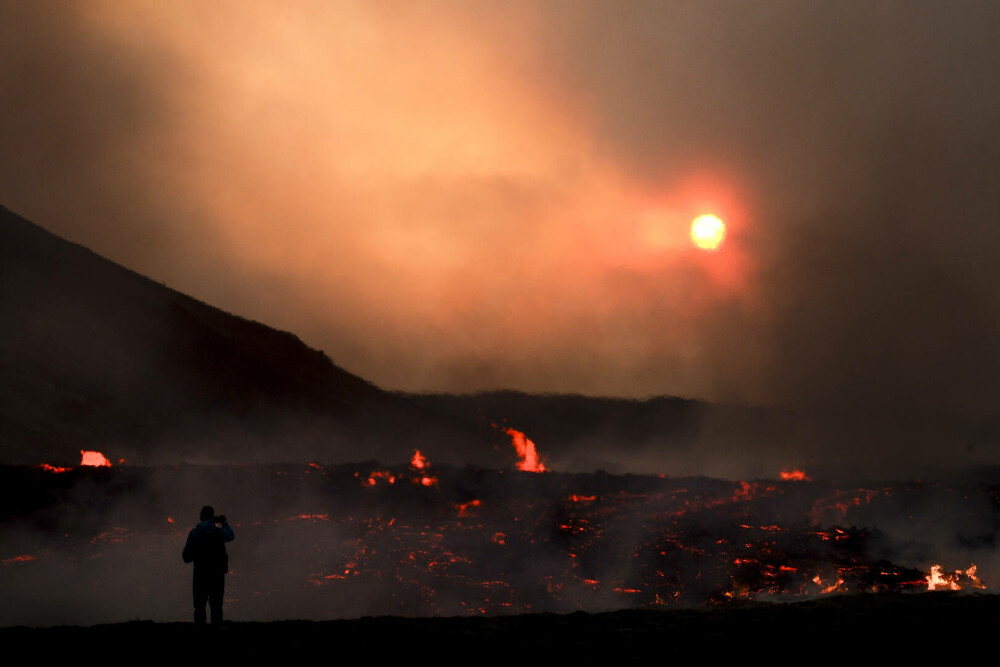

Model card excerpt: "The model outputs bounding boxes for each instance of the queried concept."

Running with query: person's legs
[208,573,225,625]
[193,572,209,624]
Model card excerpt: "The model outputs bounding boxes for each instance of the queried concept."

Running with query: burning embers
[357,450,438,487]
[35,463,71,474]
[926,564,985,591]
[361,470,398,486]
[411,449,438,487]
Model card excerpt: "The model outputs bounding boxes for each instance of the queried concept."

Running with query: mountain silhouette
[0,205,489,465]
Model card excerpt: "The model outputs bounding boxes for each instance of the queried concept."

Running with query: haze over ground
[3,1,999,426]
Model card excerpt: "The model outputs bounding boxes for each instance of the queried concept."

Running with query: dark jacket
[182,520,235,574]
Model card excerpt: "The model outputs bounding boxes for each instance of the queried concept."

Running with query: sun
[690,214,726,251]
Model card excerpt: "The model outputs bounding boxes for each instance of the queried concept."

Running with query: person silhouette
[182,505,235,625]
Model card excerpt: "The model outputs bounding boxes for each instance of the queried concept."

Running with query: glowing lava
[362,470,397,486]
[455,499,481,517]
[926,564,984,591]
[2,555,37,564]
[410,449,438,486]
[80,450,112,467]
[504,428,548,472]
[690,214,726,251]
[411,450,428,470]
[780,470,810,481]
[36,463,72,473]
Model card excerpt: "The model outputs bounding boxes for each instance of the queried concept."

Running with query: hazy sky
[3,1,1000,416]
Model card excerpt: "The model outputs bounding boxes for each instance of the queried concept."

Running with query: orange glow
[780,470,810,481]
[810,488,882,524]
[690,214,726,250]
[36,463,72,473]
[456,500,481,517]
[925,564,984,591]
[503,428,547,472]
[80,450,111,467]
[407,450,437,485]
[411,449,428,470]
[364,470,397,486]
[966,565,986,589]
[2,555,37,564]
[926,564,959,591]
[812,574,847,594]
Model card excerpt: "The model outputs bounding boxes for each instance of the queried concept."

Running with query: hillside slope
[0,205,481,464]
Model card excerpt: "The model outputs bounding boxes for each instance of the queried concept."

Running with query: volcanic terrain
[2,206,999,632]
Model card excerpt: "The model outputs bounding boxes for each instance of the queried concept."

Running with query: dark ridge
[0,593,991,660]
[0,205,486,465]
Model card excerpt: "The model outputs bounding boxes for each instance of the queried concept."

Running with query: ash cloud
[3,2,1000,445]
[531,0,1000,414]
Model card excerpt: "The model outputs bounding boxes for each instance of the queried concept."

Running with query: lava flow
[1,463,996,625]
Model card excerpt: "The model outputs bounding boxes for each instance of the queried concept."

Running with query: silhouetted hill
[0,205,487,465]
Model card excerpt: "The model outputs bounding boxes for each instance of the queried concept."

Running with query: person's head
[200,505,214,522]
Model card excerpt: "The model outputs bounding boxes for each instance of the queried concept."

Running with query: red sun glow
[690,214,726,251]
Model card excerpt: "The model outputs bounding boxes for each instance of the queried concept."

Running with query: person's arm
[221,522,234,543]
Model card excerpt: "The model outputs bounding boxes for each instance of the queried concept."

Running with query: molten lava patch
[504,428,547,472]
[36,463,72,473]
[80,450,112,467]
[411,449,428,470]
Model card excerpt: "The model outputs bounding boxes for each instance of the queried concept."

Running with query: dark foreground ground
[3,592,995,661]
